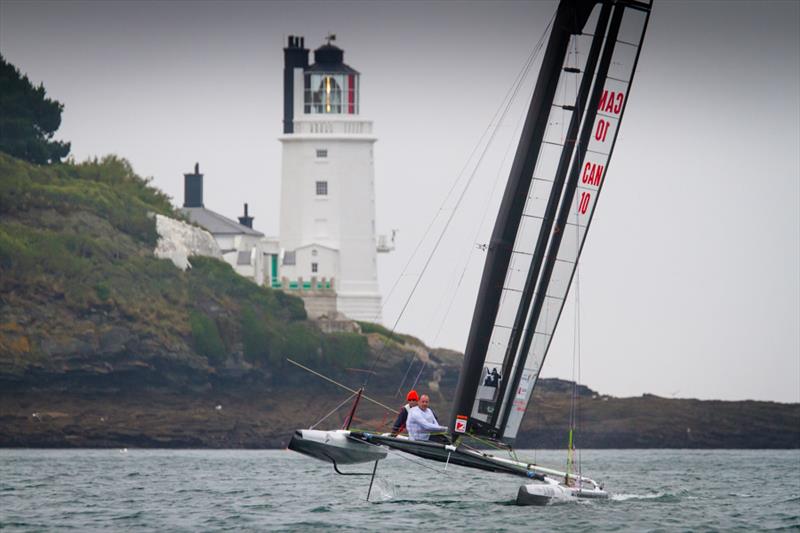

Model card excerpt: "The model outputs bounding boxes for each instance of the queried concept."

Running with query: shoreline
[3,385,797,450]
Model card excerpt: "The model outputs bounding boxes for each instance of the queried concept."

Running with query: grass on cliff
[0,153,173,247]
[357,321,425,346]
[0,152,368,376]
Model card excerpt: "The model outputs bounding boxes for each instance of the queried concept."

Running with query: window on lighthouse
[305,73,358,114]
[312,75,342,113]
[316,181,328,196]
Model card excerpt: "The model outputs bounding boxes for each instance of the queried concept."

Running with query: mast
[451,0,600,438]
[343,388,364,430]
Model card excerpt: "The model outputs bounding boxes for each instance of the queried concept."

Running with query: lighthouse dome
[304,41,359,115]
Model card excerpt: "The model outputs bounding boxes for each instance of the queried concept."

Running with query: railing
[293,119,373,135]
[274,277,335,291]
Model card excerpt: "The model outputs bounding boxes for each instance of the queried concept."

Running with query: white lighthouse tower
[279,35,385,322]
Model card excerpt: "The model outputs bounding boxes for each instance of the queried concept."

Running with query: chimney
[183,162,203,208]
[283,34,309,134]
[238,202,254,228]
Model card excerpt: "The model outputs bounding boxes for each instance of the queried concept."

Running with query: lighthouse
[279,35,386,322]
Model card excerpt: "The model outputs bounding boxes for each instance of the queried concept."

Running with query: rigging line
[286,358,396,413]
[383,446,453,476]
[562,55,587,434]
[422,40,541,344]
[457,440,548,475]
[571,30,582,477]
[569,260,582,477]
[458,436,564,478]
[363,15,551,329]
[568,52,582,475]
[429,25,549,346]
[362,12,558,390]
[347,416,385,433]
[461,433,514,456]
[418,48,541,345]
[393,357,416,398]
[368,110,491,325]
[575,238,583,480]
[311,390,358,430]
[428,15,556,346]
[361,140,495,383]
[458,432,523,463]
[409,361,427,391]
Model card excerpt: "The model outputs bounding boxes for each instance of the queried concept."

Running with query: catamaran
[289,0,652,505]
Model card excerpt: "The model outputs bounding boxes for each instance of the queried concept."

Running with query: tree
[0,54,70,164]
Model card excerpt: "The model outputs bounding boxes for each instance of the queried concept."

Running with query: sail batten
[451,0,652,444]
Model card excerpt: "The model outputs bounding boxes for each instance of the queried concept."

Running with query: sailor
[484,368,500,387]
[406,394,448,441]
[391,390,419,436]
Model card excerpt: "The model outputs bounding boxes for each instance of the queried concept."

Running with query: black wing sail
[451,0,652,443]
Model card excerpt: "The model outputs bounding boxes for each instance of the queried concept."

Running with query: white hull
[288,429,387,465]
[516,478,609,506]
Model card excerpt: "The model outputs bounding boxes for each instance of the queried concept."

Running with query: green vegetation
[0,151,373,379]
[0,154,173,245]
[241,306,279,366]
[283,322,321,365]
[356,321,405,344]
[94,282,111,301]
[323,332,368,368]
[0,54,70,164]
[356,321,425,347]
[189,311,225,364]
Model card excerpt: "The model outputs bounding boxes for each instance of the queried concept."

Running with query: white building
[279,36,390,322]
[180,163,280,286]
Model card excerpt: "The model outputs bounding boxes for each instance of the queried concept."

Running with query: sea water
[1,449,798,531]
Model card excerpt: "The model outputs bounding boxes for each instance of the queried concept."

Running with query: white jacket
[406,406,447,441]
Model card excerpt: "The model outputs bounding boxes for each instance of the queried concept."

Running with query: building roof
[180,207,264,237]
[307,43,359,75]
[306,62,359,75]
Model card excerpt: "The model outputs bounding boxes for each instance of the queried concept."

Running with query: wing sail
[452,0,652,444]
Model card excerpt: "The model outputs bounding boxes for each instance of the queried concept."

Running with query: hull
[290,429,609,504]
[516,480,609,506]
[288,429,387,465]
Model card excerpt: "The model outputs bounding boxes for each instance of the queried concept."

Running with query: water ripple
[0,449,798,531]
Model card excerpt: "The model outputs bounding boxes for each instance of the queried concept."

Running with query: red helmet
[407,390,419,402]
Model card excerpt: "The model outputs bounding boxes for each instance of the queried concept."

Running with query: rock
[153,214,222,270]
[99,326,131,354]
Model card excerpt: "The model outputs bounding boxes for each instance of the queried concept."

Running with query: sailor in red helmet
[390,390,419,436]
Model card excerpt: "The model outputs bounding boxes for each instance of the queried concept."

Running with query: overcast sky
[2,0,798,403]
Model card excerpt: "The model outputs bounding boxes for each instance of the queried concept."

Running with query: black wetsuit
[391,404,412,434]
